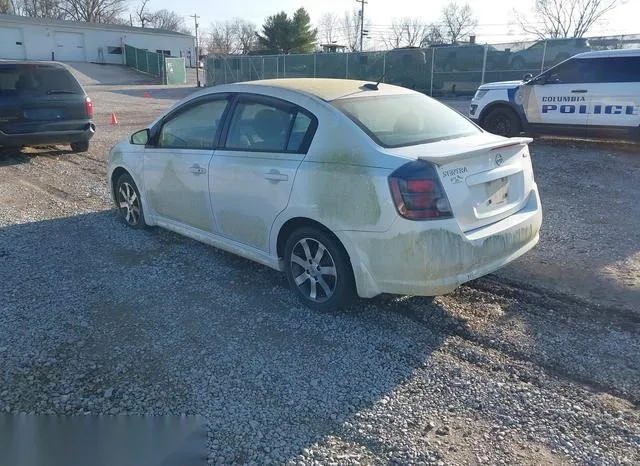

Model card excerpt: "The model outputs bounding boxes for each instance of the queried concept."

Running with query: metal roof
[0,13,193,38]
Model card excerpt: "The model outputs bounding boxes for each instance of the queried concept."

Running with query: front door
[525,58,592,137]
[210,94,316,252]
[143,96,231,233]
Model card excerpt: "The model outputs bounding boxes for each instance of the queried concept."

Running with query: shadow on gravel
[0,146,74,166]
[496,138,640,314]
[0,211,468,464]
[111,87,200,101]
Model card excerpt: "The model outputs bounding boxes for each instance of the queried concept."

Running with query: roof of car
[233,78,412,101]
[575,48,640,59]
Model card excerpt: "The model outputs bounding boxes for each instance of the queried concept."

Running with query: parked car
[509,38,592,70]
[108,78,542,311]
[0,61,94,152]
[469,49,640,140]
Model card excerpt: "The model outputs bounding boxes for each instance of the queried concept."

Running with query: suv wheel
[71,141,89,153]
[483,107,522,138]
[284,227,355,311]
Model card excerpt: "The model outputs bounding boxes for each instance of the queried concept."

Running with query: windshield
[331,93,480,148]
[0,64,83,96]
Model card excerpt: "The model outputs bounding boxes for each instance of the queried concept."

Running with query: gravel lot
[1,67,639,465]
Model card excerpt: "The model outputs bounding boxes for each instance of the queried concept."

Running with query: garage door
[54,31,85,61]
[0,27,26,59]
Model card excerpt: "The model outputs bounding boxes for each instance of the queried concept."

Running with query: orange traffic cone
[110,112,118,125]
[143,92,151,98]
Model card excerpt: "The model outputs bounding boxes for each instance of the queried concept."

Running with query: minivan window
[0,65,83,96]
[331,93,480,148]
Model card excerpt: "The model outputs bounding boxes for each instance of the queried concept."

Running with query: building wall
[0,19,194,64]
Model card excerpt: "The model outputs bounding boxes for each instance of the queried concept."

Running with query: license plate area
[24,108,63,121]
[475,177,510,215]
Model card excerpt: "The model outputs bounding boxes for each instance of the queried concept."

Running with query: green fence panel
[165,57,186,84]
[147,51,162,77]
[125,45,136,68]
[135,49,147,73]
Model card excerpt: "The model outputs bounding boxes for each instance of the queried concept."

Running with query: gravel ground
[1,74,639,465]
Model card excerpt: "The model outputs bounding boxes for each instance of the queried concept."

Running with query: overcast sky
[145,0,639,46]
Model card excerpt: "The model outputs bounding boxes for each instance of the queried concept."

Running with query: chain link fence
[204,34,640,96]
[124,44,187,85]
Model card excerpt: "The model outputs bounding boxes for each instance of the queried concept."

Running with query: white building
[0,14,194,64]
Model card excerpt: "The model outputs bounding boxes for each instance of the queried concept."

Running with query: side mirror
[130,129,149,145]
[523,73,533,81]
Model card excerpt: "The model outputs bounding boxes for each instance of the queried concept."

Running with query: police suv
[469,49,640,140]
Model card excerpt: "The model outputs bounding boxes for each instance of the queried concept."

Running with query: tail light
[85,96,93,119]
[388,161,452,220]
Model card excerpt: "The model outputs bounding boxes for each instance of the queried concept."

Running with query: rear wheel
[284,227,355,311]
[115,173,147,229]
[483,107,522,138]
[70,141,89,153]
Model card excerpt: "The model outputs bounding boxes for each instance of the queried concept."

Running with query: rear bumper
[337,187,542,298]
[0,122,95,147]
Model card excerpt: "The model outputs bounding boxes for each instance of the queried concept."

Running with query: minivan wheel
[483,107,522,137]
[70,141,89,153]
[115,173,147,229]
[284,227,355,311]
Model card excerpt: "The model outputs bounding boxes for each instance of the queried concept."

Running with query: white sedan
[107,78,542,311]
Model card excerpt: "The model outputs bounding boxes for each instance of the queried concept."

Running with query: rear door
[585,56,640,138]
[210,94,316,252]
[0,64,88,136]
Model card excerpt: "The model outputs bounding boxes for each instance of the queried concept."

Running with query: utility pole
[356,0,368,52]
[191,13,201,87]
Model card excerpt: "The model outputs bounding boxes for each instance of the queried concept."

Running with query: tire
[115,172,147,229]
[70,141,89,153]
[510,56,525,70]
[483,107,522,138]
[284,227,355,311]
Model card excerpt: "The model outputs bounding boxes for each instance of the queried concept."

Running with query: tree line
[0,0,189,33]
[0,0,623,54]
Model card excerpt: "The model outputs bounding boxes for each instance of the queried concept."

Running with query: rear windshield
[331,93,480,148]
[0,64,83,96]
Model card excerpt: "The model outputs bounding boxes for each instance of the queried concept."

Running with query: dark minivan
[0,61,94,152]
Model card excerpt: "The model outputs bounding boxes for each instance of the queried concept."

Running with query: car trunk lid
[388,134,535,232]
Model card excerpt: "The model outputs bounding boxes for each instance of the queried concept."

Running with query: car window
[0,64,83,96]
[541,59,589,84]
[226,100,295,152]
[158,99,228,149]
[589,57,640,83]
[286,112,313,151]
[331,93,480,148]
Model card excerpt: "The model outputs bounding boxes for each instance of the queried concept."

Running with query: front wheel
[284,227,355,311]
[115,173,147,229]
[483,107,522,138]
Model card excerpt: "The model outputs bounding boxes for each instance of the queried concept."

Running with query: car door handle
[189,164,206,175]
[571,89,588,93]
[264,170,288,182]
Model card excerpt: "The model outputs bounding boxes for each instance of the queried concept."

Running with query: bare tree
[206,20,239,55]
[60,0,128,23]
[382,19,405,49]
[404,17,426,47]
[1,0,14,13]
[135,0,152,28]
[148,9,185,32]
[14,0,67,19]
[341,8,367,52]
[441,1,477,43]
[421,22,446,46]
[232,18,257,54]
[318,12,338,44]
[515,0,618,38]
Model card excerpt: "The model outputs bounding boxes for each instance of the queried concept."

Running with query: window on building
[108,47,123,55]
[156,50,171,56]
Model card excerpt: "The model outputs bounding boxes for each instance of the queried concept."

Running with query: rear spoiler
[417,137,533,165]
